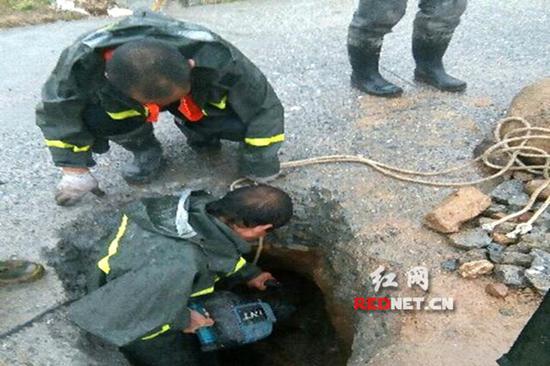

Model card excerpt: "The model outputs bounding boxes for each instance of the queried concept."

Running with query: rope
[253,236,264,265]
[232,117,550,239]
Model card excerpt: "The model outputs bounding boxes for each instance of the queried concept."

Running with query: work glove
[55,171,104,206]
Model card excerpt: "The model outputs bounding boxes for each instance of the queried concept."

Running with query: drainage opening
[218,244,351,366]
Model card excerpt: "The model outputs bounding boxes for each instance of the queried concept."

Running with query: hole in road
[217,245,351,366]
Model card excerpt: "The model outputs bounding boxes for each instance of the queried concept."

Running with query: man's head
[105,39,192,106]
[206,185,293,241]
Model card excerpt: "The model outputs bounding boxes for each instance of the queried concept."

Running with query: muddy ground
[0,0,549,365]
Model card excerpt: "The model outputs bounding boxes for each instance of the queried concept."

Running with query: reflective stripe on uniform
[141,324,171,340]
[45,139,91,153]
[244,134,285,147]
[97,215,129,274]
[209,95,227,110]
[191,256,246,297]
[190,286,215,298]
[106,109,143,120]
[225,257,247,277]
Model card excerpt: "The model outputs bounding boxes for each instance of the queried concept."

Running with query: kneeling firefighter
[68,185,293,366]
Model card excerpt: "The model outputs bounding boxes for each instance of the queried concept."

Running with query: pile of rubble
[425,179,549,297]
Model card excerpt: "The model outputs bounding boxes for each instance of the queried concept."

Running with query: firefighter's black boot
[109,125,165,184]
[413,37,466,92]
[348,44,403,98]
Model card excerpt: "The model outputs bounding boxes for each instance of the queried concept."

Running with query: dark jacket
[36,10,284,177]
[68,190,262,347]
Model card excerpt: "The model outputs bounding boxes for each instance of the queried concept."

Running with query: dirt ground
[0,0,548,365]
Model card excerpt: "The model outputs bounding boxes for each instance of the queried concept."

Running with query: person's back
[37,11,285,206]
[68,185,293,366]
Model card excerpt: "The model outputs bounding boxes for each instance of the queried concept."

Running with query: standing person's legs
[347,0,407,97]
[82,105,164,184]
[412,0,468,91]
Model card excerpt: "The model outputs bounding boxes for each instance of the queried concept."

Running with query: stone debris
[494,265,529,287]
[504,243,531,254]
[525,268,550,295]
[520,230,550,252]
[498,251,533,268]
[478,218,516,234]
[433,82,550,295]
[441,259,459,272]
[525,249,550,295]
[459,249,487,264]
[484,204,508,218]
[459,260,494,279]
[525,180,550,201]
[490,180,529,208]
[512,171,535,182]
[448,228,492,250]
[492,232,516,246]
[485,283,509,298]
[425,187,491,233]
[487,243,506,263]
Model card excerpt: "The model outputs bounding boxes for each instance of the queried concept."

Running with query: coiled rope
[232,117,550,243]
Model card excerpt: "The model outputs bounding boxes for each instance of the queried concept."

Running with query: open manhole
[47,187,359,365]
[218,245,351,366]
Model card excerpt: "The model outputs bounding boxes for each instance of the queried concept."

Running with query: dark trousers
[497,291,550,366]
[173,114,246,146]
[120,331,219,366]
[348,0,468,47]
[82,104,246,153]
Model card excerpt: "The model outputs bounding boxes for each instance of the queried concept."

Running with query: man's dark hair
[206,185,293,229]
[105,39,191,101]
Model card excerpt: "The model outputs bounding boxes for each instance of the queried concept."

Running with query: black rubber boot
[348,44,403,97]
[109,125,165,184]
[413,37,466,92]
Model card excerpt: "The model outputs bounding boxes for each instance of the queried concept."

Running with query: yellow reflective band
[45,140,91,153]
[225,257,247,277]
[141,324,171,340]
[209,95,227,110]
[98,215,129,274]
[106,109,143,120]
[244,134,285,147]
[190,286,215,298]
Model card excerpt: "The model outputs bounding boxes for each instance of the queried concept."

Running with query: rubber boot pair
[109,124,165,184]
[349,38,466,97]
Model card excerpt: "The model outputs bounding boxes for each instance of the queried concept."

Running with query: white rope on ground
[231,117,550,241]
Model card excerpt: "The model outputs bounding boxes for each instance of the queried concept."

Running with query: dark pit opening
[216,245,351,366]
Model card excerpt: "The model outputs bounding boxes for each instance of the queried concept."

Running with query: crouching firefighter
[68,185,293,366]
[36,10,285,206]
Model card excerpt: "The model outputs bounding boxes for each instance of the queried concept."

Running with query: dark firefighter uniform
[36,10,284,178]
[68,190,262,365]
